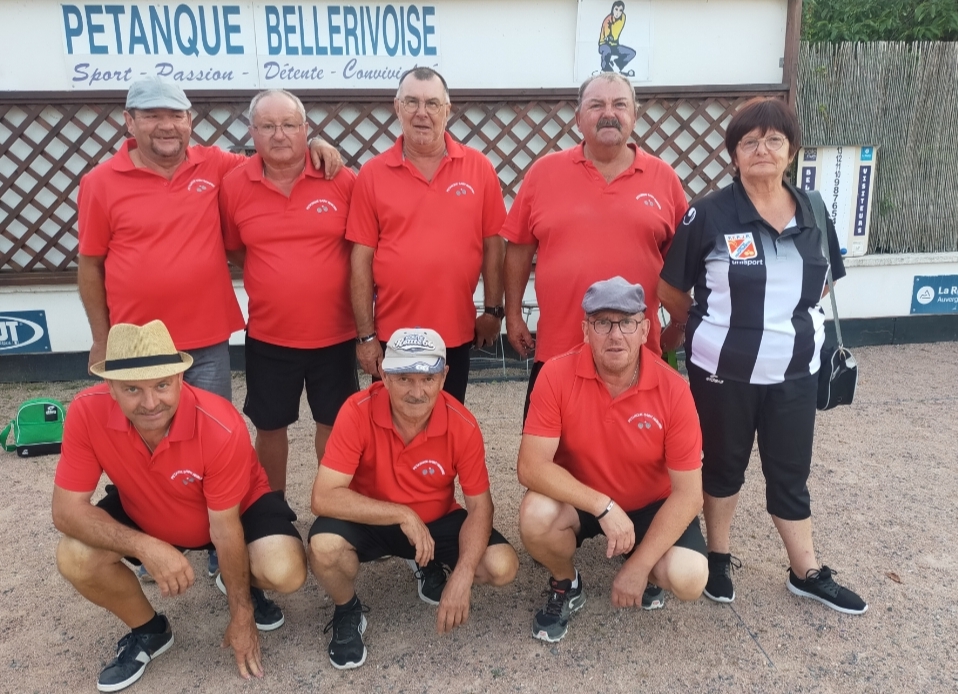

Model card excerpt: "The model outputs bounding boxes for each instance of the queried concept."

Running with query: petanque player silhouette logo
[598,1,636,76]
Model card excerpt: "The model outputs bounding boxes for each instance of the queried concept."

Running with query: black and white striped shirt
[661,178,846,384]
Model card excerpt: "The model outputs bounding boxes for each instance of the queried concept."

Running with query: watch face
[485,306,505,319]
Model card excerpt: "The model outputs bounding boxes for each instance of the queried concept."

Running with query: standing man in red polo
[347,67,507,404]
[518,277,707,643]
[220,89,358,497]
[308,328,518,669]
[78,79,342,403]
[501,73,689,418]
[52,320,307,692]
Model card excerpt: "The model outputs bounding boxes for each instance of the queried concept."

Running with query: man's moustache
[597,118,622,130]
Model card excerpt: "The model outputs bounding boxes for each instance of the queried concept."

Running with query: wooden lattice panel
[0,91,778,283]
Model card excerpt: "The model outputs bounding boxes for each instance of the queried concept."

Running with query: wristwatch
[483,305,505,319]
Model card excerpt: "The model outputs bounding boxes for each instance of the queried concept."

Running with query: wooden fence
[798,41,958,253]
[0,87,782,284]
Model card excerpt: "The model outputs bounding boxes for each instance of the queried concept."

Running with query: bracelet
[596,498,615,520]
[356,332,377,344]
[669,320,687,331]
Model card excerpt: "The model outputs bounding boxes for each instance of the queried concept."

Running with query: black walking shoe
[96,618,174,692]
[324,600,369,669]
[704,552,741,603]
[215,572,285,631]
[532,574,586,643]
[407,559,449,605]
[787,565,868,615]
[642,583,665,610]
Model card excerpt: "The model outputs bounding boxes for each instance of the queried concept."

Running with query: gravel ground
[1,342,957,693]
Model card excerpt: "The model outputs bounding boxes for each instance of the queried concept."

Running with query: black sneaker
[787,566,868,615]
[407,559,449,605]
[704,552,741,603]
[642,583,665,610]
[215,572,285,631]
[532,575,586,643]
[96,618,174,692]
[324,600,369,670]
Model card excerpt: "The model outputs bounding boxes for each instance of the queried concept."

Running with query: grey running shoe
[324,600,369,669]
[207,549,219,577]
[96,618,173,692]
[642,583,665,610]
[787,566,868,615]
[407,559,449,605]
[215,572,285,631]
[532,575,586,643]
[704,552,741,603]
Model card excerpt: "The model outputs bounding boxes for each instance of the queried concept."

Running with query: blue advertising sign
[0,311,53,353]
[911,276,958,314]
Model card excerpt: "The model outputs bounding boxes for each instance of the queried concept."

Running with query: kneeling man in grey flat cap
[517,277,708,643]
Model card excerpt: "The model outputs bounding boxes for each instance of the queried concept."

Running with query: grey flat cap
[126,79,191,110]
[582,276,647,314]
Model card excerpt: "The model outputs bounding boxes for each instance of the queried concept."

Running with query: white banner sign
[59,2,440,89]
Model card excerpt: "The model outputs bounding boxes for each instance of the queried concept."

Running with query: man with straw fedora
[52,320,307,692]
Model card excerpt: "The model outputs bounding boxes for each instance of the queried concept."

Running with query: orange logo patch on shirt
[724,233,758,260]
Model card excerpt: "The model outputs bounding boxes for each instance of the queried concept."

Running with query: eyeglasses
[738,135,787,153]
[251,122,305,136]
[398,97,447,115]
[590,318,641,335]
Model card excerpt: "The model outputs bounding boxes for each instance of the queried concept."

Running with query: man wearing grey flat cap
[516,276,707,643]
[77,78,343,404]
[307,327,518,669]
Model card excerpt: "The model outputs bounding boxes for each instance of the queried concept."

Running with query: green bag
[1,398,66,458]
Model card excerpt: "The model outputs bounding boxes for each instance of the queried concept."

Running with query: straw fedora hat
[90,320,193,381]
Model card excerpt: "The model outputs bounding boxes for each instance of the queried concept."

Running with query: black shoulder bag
[807,190,858,410]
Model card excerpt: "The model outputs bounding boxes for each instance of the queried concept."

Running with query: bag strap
[806,190,844,348]
[0,420,14,452]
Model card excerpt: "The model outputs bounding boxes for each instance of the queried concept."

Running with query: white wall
[5,255,958,354]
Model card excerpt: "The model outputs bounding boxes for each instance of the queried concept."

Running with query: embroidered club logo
[635,193,662,210]
[446,182,475,197]
[306,199,338,214]
[724,233,758,260]
[627,412,663,430]
[187,178,216,193]
[412,459,446,476]
[682,208,697,225]
[170,469,204,485]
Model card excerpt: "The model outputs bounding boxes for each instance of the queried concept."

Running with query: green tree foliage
[803,0,958,42]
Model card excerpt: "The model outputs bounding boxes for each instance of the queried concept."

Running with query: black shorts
[576,498,707,557]
[244,335,359,430]
[523,361,546,423]
[96,485,301,564]
[687,362,817,521]
[308,508,510,566]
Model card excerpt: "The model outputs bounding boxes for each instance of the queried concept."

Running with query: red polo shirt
[500,144,688,361]
[78,140,245,350]
[55,382,272,549]
[524,345,702,512]
[345,133,506,347]
[220,155,357,348]
[321,382,490,523]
